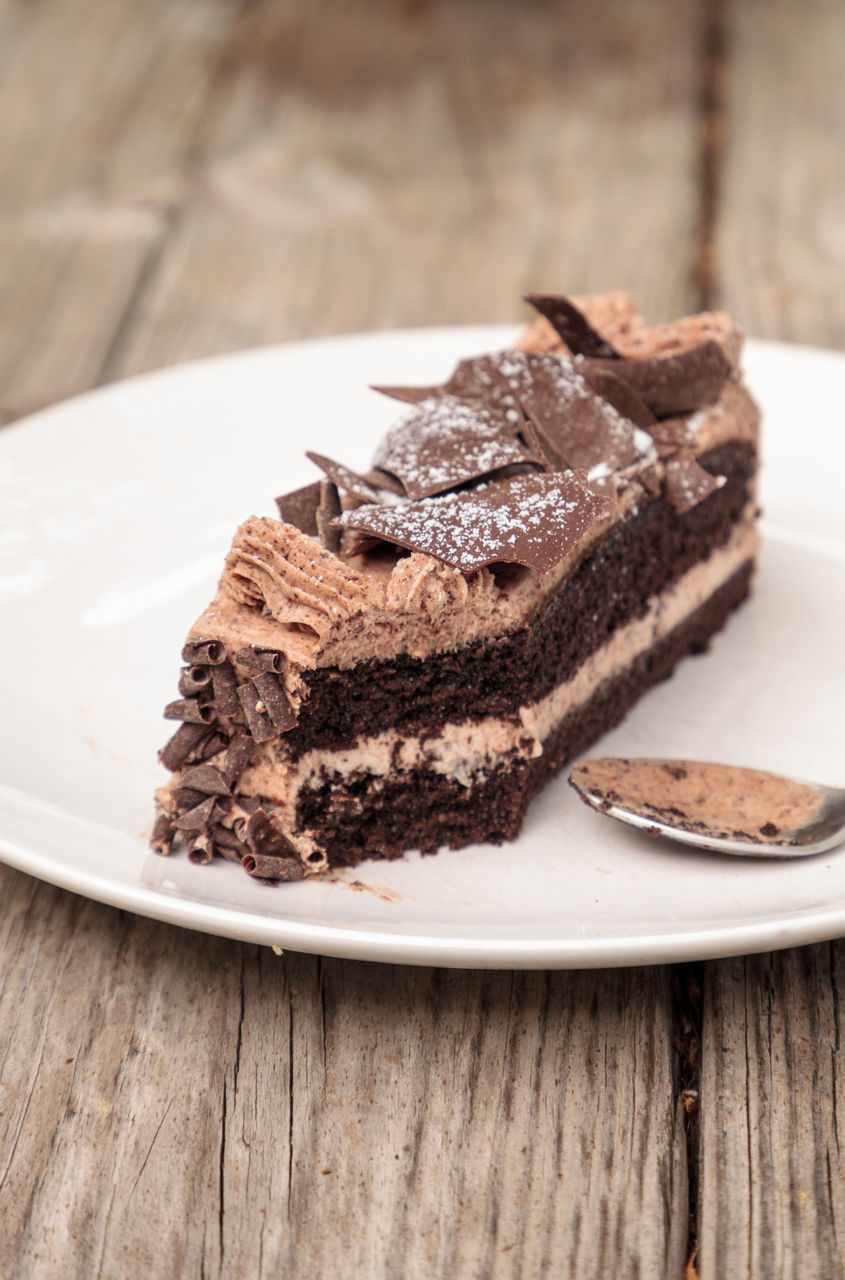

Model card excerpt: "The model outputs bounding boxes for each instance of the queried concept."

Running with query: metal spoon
[568,758,845,857]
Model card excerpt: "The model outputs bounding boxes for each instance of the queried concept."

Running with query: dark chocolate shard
[173,795,219,832]
[524,294,621,359]
[664,456,726,513]
[306,452,392,504]
[210,661,240,716]
[335,472,616,575]
[158,722,209,771]
[237,682,277,743]
[253,671,297,733]
[371,384,436,405]
[275,480,321,536]
[646,416,694,459]
[150,812,175,856]
[222,733,255,785]
[163,697,216,725]
[242,852,306,881]
[181,764,232,797]
[582,368,657,429]
[316,478,341,554]
[520,382,643,475]
[579,341,731,417]
[373,394,540,500]
[181,638,226,666]
[236,645,285,674]
[244,809,301,860]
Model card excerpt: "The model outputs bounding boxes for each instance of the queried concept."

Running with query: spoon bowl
[568,758,845,857]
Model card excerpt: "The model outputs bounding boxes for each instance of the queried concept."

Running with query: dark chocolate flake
[236,645,285,674]
[150,812,175,856]
[187,833,214,865]
[181,764,232,797]
[580,341,731,417]
[237,682,277,743]
[210,823,250,863]
[524,294,621,358]
[163,697,216,725]
[173,795,219,832]
[306,452,393,504]
[316,478,342,553]
[253,671,297,732]
[158,722,208,771]
[181,638,226,666]
[245,809,301,860]
[664,456,726,513]
[582,368,657,429]
[223,733,256,784]
[275,480,321,536]
[171,786,209,811]
[193,731,229,763]
[178,665,212,697]
[242,853,306,881]
[335,472,616,575]
[210,660,240,716]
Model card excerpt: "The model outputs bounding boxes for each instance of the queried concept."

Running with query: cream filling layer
[238,519,758,824]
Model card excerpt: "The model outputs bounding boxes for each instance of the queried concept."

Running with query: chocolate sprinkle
[275,480,321,536]
[223,733,256,784]
[158,722,208,771]
[664,456,727,513]
[242,852,306,881]
[237,682,277,743]
[253,671,297,733]
[372,395,539,500]
[181,638,226,666]
[317,478,342,553]
[210,660,240,716]
[236,645,285,673]
[171,786,209,811]
[580,341,731,417]
[181,764,232,797]
[163,697,216,725]
[524,294,621,359]
[335,472,616,575]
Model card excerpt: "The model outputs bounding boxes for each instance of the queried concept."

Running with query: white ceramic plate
[0,330,843,968]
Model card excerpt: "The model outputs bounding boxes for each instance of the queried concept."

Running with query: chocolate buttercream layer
[280,441,755,758]
[292,562,753,865]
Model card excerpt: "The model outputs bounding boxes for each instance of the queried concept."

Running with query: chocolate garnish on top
[578,341,731,418]
[372,394,541,500]
[335,472,616,575]
[524,294,621,359]
[581,368,657,430]
[306,452,399,505]
[663,455,727,513]
[275,480,322,537]
[181,638,226,666]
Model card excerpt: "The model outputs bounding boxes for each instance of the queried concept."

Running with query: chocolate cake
[151,292,760,881]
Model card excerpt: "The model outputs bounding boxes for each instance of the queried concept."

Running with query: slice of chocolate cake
[152,292,760,880]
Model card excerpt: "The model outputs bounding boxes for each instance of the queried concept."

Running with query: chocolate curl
[171,786,208,811]
[317,479,341,554]
[210,823,250,863]
[237,683,277,743]
[173,795,219,833]
[158,722,208,771]
[275,480,321,536]
[223,733,255,785]
[181,638,227,666]
[178,665,212,697]
[150,812,175,856]
[210,660,240,716]
[187,833,214,865]
[193,731,230,763]
[370,384,435,405]
[253,672,297,733]
[524,294,621,359]
[181,764,232,797]
[242,853,305,881]
[236,646,285,674]
[245,809,301,859]
[163,697,216,725]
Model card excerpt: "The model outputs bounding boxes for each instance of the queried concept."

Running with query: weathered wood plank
[0,865,687,1280]
[111,0,706,376]
[697,945,845,1280]
[715,0,845,346]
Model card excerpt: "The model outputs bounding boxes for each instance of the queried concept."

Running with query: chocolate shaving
[579,341,731,417]
[193,731,229,763]
[210,661,240,716]
[582,368,657,429]
[664,456,726,513]
[372,395,539,500]
[370,384,435,405]
[275,480,321,536]
[244,808,301,860]
[317,478,341,553]
[237,682,277,743]
[646,416,694,459]
[173,795,219,832]
[524,294,621,359]
[187,833,214,865]
[163,697,216,725]
[209,823,250,863]
[520,386,642,475]
[171,786,209,811]
[306,452,392,504]
[181,764,232,797]
[150,812,175,856]
[236,645,285,673]
[335,472,616,575]
[158,722,208,771]
[253,671,297,732]
[178,665,212,697]
[181,638,226,666]
[242,853,306,881]
[223,733,255,784]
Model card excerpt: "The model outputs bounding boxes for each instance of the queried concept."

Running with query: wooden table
[1,2,843,1275]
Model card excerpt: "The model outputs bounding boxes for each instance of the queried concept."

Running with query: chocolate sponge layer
[294,561,753,865]
[284,442,756,759]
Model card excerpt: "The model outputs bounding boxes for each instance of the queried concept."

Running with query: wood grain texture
[0,865,687,1280]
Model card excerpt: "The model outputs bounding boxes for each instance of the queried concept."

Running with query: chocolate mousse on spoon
[569,758,845,857]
